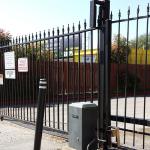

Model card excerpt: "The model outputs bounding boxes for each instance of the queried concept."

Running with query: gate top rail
[112,15,150,23]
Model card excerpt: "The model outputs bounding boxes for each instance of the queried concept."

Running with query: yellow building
[128,48,150,64]
[74,49,98,63]
[74,48,150,64]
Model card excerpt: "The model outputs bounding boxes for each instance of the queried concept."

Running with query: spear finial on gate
[78,21,81,30]
[110,11,113,20]
[137,5,140,16]
[118,9,121,20]
[128,6,130,17]
[147,3,149,14]
[32,33,34,41]
[67,24,70,33]
[62,25,64,34]
[84,20,87,29]
[52,28,55,36]
[72,23,75,32]
[43,30,46,39]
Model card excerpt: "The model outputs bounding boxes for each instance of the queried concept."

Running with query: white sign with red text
[18,57,28,72]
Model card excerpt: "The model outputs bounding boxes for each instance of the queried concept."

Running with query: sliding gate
[0,0,150,149]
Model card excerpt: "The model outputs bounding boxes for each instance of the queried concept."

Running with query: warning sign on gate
[18,57,28,72]
[4,51,15,69]
[5,70,16,79]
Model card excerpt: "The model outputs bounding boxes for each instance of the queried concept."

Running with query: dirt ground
[0,120,69,150]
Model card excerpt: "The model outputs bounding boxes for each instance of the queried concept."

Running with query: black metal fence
[111,4,150,149]
[0,2,150,149]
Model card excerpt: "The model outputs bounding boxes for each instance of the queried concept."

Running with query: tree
[111,34,130,63]
[0,29,11,55]
[0,29,11,44]
[129,33,150,50]
[15,41,54,61]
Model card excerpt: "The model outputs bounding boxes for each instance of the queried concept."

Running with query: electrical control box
[69,102,97,150]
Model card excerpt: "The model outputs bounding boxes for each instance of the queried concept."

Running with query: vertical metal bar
[3,41,5,116]
[57,28,60,129]
[25,35,28,121]
[39,32,42,78]
[1,41,3,115]
[104,19,111,143]
[124,7,130,145]
[10,41,12,118]
[0,42,3,115]
[4,41,7,117]
[90,29,94,103]
[47,30,51,127]
[10,58,12,118]
[6,43,9,117]
[1,58,3,116]
[16,37,19,119]
[116,10,121,127]
[28,34,32,122]
[7,40,10,117]
[43,30,47,126]
[62,26,65,130]
[8,41,12,118]
[84,20,87,102]
[78,22,81,102]
[133,6,139,147]
[34,32,38,123]
[21,36,25,121]
[3,40,6,116]
[98,25,104,140]
[13,38,18,118]
[52,28,55,128]
[31,33,35,122]
[12,38,17,118]
[67,24,70,131]
[10,38,14,118]
[72,24,75,103]
[19,37,23,119]
[0,45,2,116]
[38,31,42,125]
[143,4,149,149]
[11,41,14,118]
[5,41,7,116]
[4,42,8,117]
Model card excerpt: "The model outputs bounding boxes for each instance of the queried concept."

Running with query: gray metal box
[69,102,97,150]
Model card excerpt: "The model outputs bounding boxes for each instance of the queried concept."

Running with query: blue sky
[0,0,149,37]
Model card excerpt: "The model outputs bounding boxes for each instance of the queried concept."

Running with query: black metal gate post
[90,0,111,146]
[97,0,111,145]
[34,79,47,150]
[104,18,111,145]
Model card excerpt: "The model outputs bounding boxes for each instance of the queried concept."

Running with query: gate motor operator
[69,102,97,150]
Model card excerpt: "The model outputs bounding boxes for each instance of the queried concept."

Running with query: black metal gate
[0,0,150,149]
